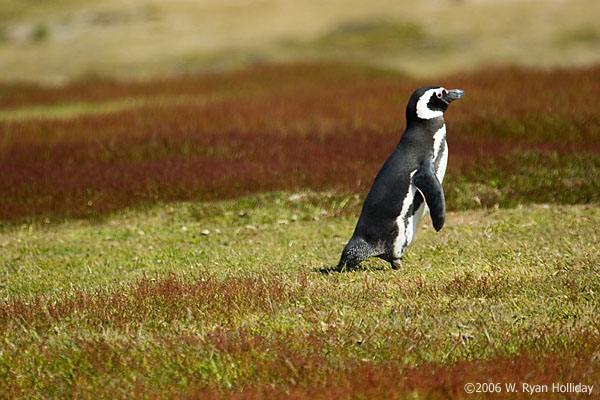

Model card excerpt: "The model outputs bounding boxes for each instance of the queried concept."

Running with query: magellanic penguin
[336,86,464,271]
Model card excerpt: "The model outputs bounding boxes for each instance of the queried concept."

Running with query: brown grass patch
[181,337,600,400]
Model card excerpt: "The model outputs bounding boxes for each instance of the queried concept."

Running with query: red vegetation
[1,63,599,220]
[182,346,600,400]
[2,272,599,398]
[0,273,290,331]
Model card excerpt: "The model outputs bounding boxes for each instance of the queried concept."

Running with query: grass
[308,19,437,53]
[1,194,599,398]
[446,151,600,209]
[1,61,599,397]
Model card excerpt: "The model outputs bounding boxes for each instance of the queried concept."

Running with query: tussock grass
[0,195,599,398]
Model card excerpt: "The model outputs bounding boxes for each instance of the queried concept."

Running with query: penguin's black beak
[444,89,465,103]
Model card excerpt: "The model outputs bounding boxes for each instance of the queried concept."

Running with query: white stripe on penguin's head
[416,88,445,120]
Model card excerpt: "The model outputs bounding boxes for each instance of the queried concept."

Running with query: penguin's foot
[390,259,402,270]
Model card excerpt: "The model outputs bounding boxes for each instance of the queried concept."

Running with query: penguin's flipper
[413,159,445,231]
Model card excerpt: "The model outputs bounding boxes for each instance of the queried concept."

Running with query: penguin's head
[406,86,464,122]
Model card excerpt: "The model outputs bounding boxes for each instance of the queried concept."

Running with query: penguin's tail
[336,236,373,271]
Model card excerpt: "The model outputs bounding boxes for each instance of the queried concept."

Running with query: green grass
[1,193,599,398]
[308,19,437,53]
[446,151,600,210]
[0,97,146,122]
[0,94,229,122]
[0,192,340,298]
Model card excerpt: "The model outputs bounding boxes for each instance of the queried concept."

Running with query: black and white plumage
[336,86,464,271]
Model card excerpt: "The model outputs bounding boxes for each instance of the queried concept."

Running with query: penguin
[336,86,464,271]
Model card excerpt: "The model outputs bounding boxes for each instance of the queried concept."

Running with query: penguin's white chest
[432,124,448,182]
[393,125,447,259]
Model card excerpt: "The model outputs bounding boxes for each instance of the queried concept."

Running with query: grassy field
[1,62,600,398]
[1,0,600,83]
[1,196,599,398]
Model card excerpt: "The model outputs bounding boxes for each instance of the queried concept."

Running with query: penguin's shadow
[317,262,391,274]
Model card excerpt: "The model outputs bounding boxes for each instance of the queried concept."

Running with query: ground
[1,0,600,83]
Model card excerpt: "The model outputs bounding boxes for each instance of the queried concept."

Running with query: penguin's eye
[436,91,442,98]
